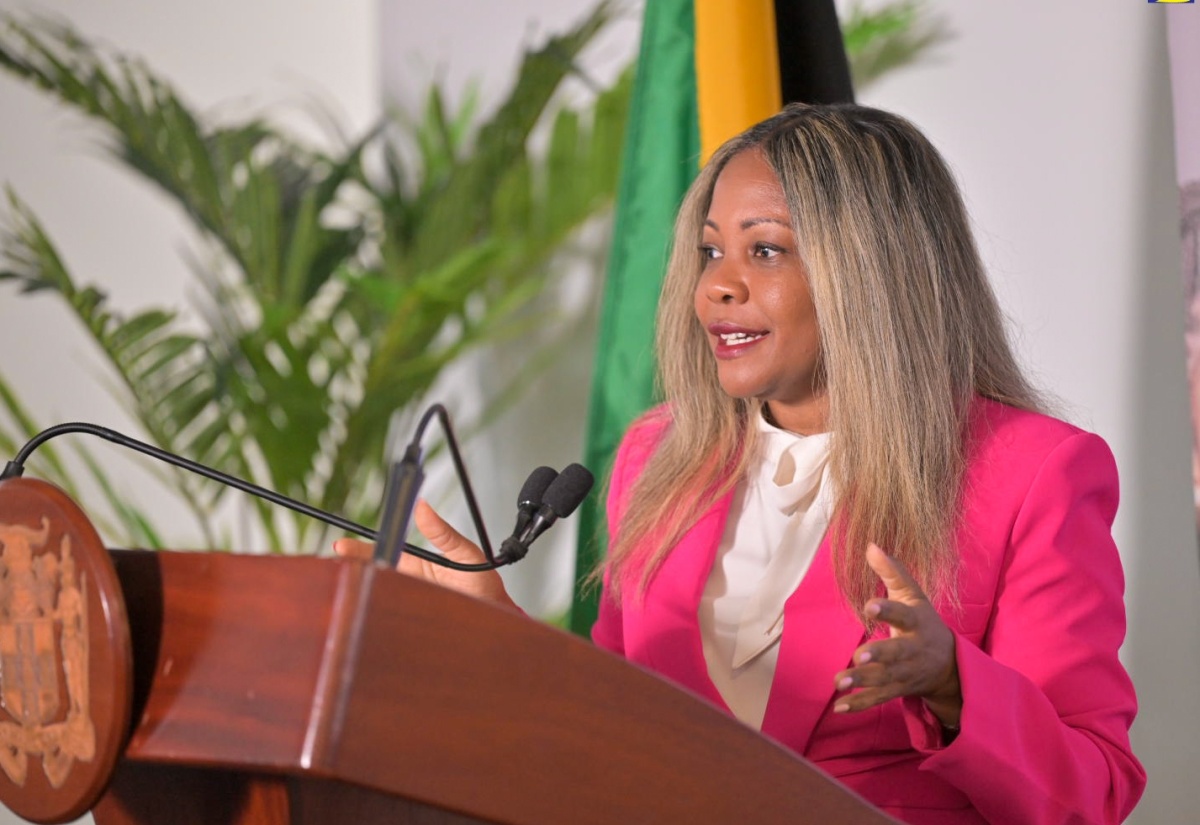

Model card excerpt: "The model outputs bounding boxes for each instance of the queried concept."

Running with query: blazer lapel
[632,494,866,745]
[637,492,733,711]
[760,537,867,752]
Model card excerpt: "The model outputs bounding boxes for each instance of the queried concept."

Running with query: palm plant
[0,3,630,551]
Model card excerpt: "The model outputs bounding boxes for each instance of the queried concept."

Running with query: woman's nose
[702,262,748,304]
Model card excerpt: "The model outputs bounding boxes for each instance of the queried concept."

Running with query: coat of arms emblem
[0,517,95,788]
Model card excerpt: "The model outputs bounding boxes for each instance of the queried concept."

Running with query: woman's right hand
[333,499,518,611]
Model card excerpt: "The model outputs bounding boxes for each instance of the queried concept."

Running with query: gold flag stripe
[694,0,784,165]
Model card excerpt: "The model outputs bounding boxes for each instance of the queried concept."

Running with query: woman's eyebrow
[703,216,791,230]
[740,216,790,230]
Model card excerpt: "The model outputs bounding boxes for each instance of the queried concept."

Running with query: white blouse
[698,414,834,729]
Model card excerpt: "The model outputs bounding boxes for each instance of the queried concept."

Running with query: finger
[836,645,919,690]
[395,550,435,578]
[834,684,904,714]
[834,663,872,692]
[412,499,486,564]
[835,643,886,689]
[850,638,913,668]
[865,543,927,604]
[865,598,920,633]
[845,659,921,690]
[333,537,373,561]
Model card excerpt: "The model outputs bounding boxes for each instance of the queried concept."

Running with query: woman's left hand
[832,543,962,728]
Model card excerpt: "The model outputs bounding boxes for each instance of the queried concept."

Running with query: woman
[340,104,1146,824]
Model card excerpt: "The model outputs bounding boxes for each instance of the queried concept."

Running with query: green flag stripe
[570,0,700,636]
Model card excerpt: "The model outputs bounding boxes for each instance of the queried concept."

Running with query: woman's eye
[754,243,782,259]
[700,244,722,260]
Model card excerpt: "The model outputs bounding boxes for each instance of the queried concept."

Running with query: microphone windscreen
[542,463,595,518]
[518,466,558,507]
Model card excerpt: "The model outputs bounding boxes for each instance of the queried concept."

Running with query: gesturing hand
[832,544,962,728]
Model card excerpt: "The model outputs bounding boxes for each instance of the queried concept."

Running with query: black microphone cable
[0,422,374,537]
[374,402,498,568]
[0,418,584,571]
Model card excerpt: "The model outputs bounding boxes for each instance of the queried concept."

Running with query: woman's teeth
[720,332,765,345]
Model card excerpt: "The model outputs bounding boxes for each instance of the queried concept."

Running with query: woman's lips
[708,323,768,359]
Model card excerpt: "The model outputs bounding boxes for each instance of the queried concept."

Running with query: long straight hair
[604,104,1043,614]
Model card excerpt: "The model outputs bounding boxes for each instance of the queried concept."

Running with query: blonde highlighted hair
[604,103,1042,615]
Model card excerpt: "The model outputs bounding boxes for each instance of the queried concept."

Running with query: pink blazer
[593,399,1145,825]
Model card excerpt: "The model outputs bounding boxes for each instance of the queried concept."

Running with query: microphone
[511,466,558,539]
[498,463,595,562]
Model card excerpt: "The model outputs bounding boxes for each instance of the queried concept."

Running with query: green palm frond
[841,1,953,91]
[0,16,368,307]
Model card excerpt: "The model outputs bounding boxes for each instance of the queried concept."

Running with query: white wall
[0,1,1195,823]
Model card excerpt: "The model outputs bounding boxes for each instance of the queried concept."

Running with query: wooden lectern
[0,477,898,824]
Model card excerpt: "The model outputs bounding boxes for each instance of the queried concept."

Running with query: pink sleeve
[590,443,629,656]
[589,412,668,656]
[903,433,1145,823]
[591,574,625,655]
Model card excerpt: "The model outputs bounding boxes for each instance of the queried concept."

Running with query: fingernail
[834,703,849,714]
[837,676,853,691]
[866,603,881,617]
[857,651,871,665]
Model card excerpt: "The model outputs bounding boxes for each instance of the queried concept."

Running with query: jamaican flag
[571,0,855,635]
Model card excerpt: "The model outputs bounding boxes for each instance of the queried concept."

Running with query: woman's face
[693,149,827,434]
